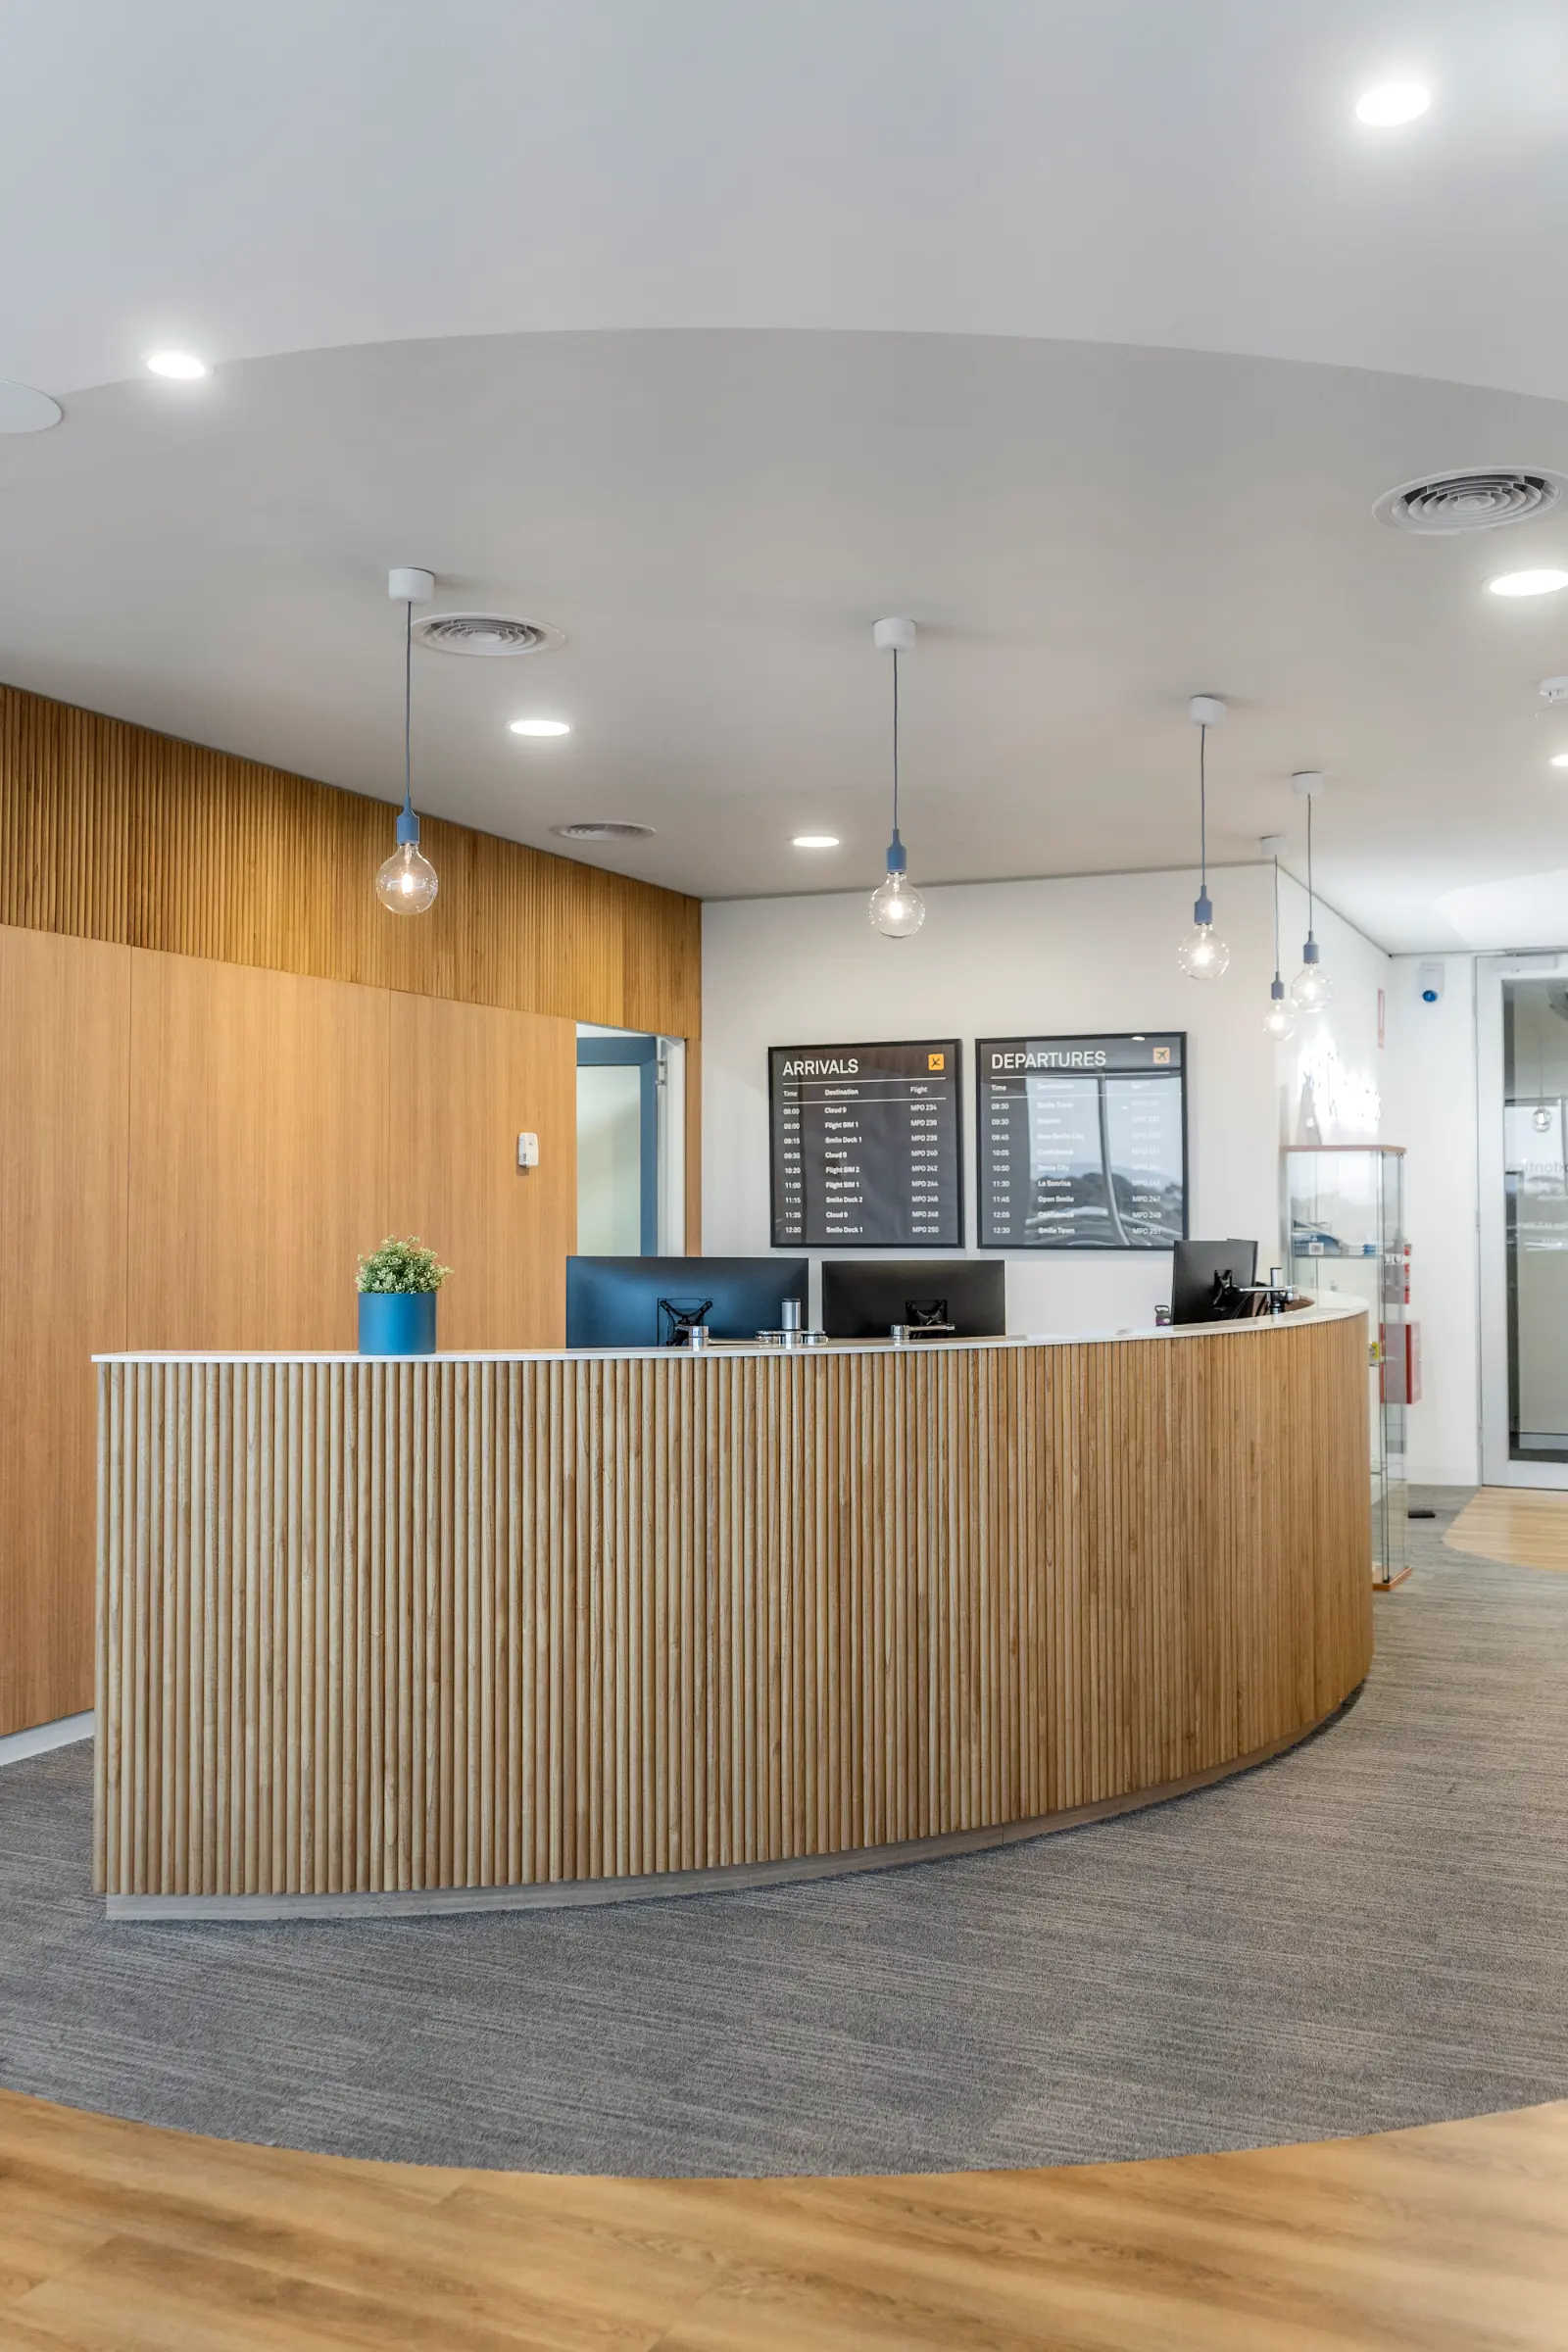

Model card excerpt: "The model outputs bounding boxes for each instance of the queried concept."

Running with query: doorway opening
[1480,956,1568,1486]
[575,1028,685,1257]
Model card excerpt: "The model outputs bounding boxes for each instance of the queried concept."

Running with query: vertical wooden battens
[1,680,701,1041]
[96,1316,1374,1902]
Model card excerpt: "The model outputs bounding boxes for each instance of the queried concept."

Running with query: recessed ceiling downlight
[509,718,571,737]
[144,350,208,379]
[1354,81,1430,126]
[550,821,654,842]
[413,612,565,657]
[792,834,841,849]
[1489,568,1568,598]
[1375,468,1567,535]
[1551,754,1568,770]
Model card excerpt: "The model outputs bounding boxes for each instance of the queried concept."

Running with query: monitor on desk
[566,1256,809,1347]
[1170,1238,1257,1325]
[820,1259,1006,1340]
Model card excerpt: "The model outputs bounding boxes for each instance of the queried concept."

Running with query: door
[577,1034,659,1255]
[1480,953,1568,1487]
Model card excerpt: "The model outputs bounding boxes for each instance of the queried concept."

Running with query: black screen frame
[767,1037,965,1252]
[973,1030,1190,1253]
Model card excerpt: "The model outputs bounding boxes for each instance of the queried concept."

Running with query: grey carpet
[2,1490,1566,2178]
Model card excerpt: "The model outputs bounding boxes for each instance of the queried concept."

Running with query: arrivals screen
[977,1032,1187,1250]
[769,1039,963,1250]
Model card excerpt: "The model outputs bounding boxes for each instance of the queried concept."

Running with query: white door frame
[1478,951,1568,1488]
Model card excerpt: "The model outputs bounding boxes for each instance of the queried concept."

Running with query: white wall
[1274,870,1388,1153]
[703,863,1389,1335]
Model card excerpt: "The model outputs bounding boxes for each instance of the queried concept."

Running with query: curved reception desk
[94,1302,1372,1917]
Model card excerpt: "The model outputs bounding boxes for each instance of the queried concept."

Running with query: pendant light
[1260,834,1296,1040]
[867,617,925,939]
[375,565,440,916]
[1289,772,1333,1011]
[1176,695,1229,978]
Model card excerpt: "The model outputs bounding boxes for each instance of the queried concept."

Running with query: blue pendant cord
[1305,793,1316,945]
[1193,724,1213,925]
[396,600,419,847]
[892,648,899,840]
[885,647,906,875]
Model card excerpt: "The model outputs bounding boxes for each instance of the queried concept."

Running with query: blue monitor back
[566,1256,809,1348]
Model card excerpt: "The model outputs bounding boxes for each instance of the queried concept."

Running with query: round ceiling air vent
[1373,467,1567,534]
[412,612,566,656]
[551,821,655,842]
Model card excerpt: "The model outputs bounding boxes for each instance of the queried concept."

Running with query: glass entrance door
[1480,956,1568,1487]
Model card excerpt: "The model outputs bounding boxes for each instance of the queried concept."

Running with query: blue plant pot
[358,1290,438,1356]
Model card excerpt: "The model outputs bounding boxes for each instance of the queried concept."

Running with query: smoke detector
[413,612,566,657]
[1373,467,1567,534]
[550,821,654,842]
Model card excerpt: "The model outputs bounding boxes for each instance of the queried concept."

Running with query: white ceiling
[4,0,1568,951]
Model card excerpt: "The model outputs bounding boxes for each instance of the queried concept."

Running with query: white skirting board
[0,1711,92,1769]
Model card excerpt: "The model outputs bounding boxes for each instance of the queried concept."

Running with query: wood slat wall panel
[0,929,130,1738]
[2,930,585,1741]
[96,1316,1373,1899]
[1,680,701,1039]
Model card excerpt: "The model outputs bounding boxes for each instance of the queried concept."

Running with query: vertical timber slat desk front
[93,1304,1371,1917]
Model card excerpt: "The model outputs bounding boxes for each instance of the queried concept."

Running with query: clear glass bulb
[1177,921,1229,979]
[1291,961,1334,1012]
[1262,994,1297,1041]
[375,841,439,915]
[869,870,926,938]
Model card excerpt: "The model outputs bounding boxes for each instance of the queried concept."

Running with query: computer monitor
[1170,1238,1257,1326]
[820,1259,1006,1341]
[566,1256,809,1348]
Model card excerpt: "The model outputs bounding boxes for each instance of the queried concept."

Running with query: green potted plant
[356,1237,451,1356]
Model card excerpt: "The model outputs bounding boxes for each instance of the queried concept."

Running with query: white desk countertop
[95,1298,1365,1367]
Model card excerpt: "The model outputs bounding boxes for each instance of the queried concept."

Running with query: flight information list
[977,1033,1186,1250]
[770,1040,962,1249]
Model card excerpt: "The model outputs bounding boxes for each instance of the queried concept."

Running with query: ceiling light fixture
[1177,697,1229,980]
[1354,81,1431,126]
[374,566,440,917]
[508,718,571,737]
[1551,754,1568,770]
[144,350,209,380]
[1488,568,1568,598]
[1261,836,1296,1042]
[868,619,925,939]
[1289,774,1333,1013]
[793,834,841,849]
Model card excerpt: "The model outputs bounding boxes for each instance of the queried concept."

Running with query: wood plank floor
[2,2087,1567,2350]
[1447,1486,1568,1573]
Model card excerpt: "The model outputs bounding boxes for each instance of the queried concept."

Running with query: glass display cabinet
[1283,1145,1410,1588]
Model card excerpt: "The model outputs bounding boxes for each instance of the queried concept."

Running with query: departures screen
[976,1033,1186,1250]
